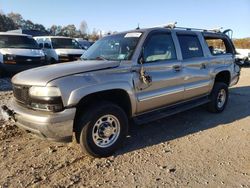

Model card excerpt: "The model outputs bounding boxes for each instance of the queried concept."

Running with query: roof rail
[169,26,223,33]
[152,22,223,33]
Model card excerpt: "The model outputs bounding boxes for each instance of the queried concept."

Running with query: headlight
[7,55,15,60]
[29,86,63,112]
[29,86,61,97]
[4,54,16,64]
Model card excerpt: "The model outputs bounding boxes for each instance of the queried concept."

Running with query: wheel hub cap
[217,89,226,108]
[99,123,114,138]
[92,115,121,148]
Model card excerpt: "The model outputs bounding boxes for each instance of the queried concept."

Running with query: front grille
[13,85,31,105]
[15,55,44,65]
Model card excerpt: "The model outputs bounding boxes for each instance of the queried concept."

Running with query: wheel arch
[72,85,135,133]
[214,70,231,86]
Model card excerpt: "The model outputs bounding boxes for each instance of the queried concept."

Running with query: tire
[75,101,128,157]
[49,58,56,64]
[207,82,228,113]
[0,67,4,78]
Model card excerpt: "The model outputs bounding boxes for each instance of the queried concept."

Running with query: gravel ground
[0,69,250,188]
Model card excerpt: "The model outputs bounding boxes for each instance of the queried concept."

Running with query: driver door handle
[173,65,182,72]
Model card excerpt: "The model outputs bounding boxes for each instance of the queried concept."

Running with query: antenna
[136,23,140,30]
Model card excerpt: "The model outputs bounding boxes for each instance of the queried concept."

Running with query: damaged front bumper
[0,100,76,142]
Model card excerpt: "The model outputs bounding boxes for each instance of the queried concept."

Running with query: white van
[0,32,46,77]
[34,36,85,64]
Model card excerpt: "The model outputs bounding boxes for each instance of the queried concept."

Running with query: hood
[55,48,85,55]
[0,48,44,57]
[12,60,120,86]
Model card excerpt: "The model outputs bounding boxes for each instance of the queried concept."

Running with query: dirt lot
[0,69,250,188]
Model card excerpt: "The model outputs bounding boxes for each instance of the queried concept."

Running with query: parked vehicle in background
[8,29,50,37]
[75,38,94,50]
[1,25,240,157]
[235,48,250,66]
[0,32,46,77]
[34,36,85,63]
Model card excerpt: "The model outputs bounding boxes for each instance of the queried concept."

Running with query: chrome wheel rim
[217,89,226,108]
[92,115,120,148]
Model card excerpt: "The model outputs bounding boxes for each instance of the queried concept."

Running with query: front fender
[67,81,136,115]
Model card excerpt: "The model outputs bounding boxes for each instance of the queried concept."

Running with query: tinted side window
[177,35,203,59]
[143,33,176,63]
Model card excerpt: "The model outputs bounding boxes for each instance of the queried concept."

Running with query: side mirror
[38,43,43,49]
[44,43,51,49]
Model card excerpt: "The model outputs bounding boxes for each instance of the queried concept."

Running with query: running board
[133,96,210,125]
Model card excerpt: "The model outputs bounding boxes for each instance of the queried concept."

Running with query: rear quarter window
[177,35,204,59]
[204,36,234,55]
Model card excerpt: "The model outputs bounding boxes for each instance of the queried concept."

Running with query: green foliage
[0,11,101,40]
[0,13,17,31]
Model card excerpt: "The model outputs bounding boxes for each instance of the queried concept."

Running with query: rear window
[177,35,203,59]
[204,37,234,55]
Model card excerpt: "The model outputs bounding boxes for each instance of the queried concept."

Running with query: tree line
[0,11,100,41]
[0,11,249,47]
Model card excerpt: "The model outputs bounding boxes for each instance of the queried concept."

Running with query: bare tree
[79,20,88,36]
[7,12,24,27]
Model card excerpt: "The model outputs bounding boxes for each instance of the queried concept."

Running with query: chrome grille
[13,85,30,105]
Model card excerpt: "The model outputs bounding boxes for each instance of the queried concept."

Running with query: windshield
[81,32,142,61]
[0,35,40,49]
[51,38,82,49]
[78,40,92,49]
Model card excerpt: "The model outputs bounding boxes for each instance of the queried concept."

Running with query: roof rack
[173,26,223,33]
[154,22,223,33]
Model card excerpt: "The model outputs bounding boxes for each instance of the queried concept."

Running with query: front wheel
[75,101,128,157]
[207,82,228,113]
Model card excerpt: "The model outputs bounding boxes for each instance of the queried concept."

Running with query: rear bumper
[1,100,76,142]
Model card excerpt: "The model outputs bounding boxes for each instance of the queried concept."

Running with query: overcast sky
[0,0,249,38]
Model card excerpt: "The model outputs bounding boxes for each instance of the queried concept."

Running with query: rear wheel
[207,82,228,113]
[75,101,128,157]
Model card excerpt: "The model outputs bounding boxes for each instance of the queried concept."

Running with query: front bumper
[1,100,76,142]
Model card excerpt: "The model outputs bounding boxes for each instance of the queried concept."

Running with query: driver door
[133,32,184,113]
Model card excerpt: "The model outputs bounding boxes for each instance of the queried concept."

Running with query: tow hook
[1,105,16,122]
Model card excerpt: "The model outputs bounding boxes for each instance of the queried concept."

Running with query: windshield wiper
[80,56,109,61]
[95,56,109,61]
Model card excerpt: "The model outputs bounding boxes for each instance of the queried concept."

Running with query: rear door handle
[201,63,207,69]
[173,65,182,72]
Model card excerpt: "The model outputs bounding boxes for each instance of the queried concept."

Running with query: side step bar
[133,96,210,125]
